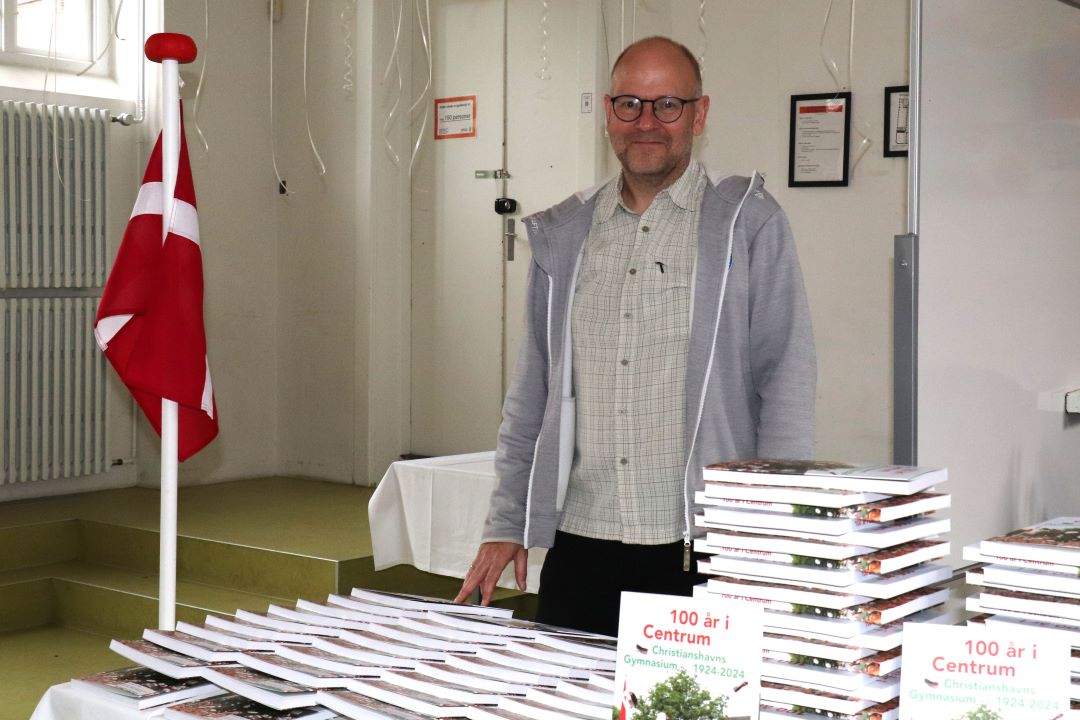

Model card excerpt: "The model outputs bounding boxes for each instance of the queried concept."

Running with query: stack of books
[963,516,1080,712]
[692,459,953,720]
[101,587,618,720]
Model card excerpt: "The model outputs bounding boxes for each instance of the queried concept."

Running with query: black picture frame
[883,85,910,157]
[788,91,852,187]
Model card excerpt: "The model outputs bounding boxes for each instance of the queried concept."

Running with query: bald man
[456,36,816,636]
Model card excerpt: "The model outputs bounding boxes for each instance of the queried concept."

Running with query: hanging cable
[846,0,874,170]
[78,0,123,76]
[382,0,405,166]
[697,0,707,74]
[818,0,845,93]
[408,0,433,178]
[536,0,551,81]
[269,2,289,195]
[341,0,357,95]
[303,0,327,176]
[192,0,210,153]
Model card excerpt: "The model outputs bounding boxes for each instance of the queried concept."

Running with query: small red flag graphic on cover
[94,104,218,460]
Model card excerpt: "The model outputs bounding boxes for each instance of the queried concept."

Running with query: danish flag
[94,109,218,460]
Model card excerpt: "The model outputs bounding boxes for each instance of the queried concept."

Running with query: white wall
[599,1,910,463]
[919,0,1080,549]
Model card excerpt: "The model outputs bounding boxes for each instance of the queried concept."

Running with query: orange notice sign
[434,96,477,139]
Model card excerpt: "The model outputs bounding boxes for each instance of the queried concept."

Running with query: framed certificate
[788,91,851,187]
[884,85,910,157]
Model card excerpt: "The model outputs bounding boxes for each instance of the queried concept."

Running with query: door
[410,1,605,455]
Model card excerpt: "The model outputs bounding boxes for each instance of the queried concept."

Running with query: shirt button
[641,226,650,233]
[619,457,629,465]
[623,312,631,319]
[620,359,629,366]
[628,268,637,275]
[618,409,627,415]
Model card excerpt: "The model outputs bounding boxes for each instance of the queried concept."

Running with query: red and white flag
[95,109,217,461]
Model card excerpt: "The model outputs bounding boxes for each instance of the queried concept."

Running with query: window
[1,0,105,73]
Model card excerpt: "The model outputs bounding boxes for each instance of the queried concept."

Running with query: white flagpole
[145,33,198,632]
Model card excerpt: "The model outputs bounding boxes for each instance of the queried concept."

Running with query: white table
[368,451,545,593]
[31,682,163,720]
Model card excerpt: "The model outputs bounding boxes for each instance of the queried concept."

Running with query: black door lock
[494,198,517,215]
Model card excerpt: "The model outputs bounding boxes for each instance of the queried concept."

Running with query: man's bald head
[610,36,702,98]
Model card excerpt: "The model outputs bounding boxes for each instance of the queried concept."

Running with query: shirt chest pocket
[638,260,692,341]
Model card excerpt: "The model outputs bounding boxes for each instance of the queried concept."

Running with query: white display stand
[368,452,545,594]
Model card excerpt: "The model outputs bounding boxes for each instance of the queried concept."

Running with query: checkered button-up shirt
[558,161,707,544]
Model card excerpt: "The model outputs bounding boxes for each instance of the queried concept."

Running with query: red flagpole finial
[145,33,198,64]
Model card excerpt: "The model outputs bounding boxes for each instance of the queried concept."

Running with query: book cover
[201,666,318,710]
[981,564,1080,597]
[699,493,949,533]
[759,697,899,720]
[234,608,342,637]
[297,597,400,624]
[164,693,336,720]
[273,644,390,676]
[345,677,474,717]
[503,639,616,671]
[523,688,610,718]
[361,623,478,652]
[348,587,514,618]
[71,666,223,710]
[530,632,618,661]
[553,678,612,706]
[311,636,421,666]
[702,482,891,508]
[142,629,247,662]
[204,614,323,644]
[978,517,1080,568]
[396,615,507,646]
[704,546,950,588]
[316,689,436,720]
[175,620,282,651]
[335,627,450,661]
[265,604,370,631]
[702,460,946,495]
[965,596,1080,630]
[495,695,604,720]
[412,660,529,695]
[614,592,763,720]
[236,651,358,687]
[108,638,233,679]
[760,680,880,716]
[702,529,876,561]
[962,543,1080,575]
[474,646,592,680]
[977,586,1080,621]
[443,653,560,687]
[379,668,504,705]
[699,516,950,550]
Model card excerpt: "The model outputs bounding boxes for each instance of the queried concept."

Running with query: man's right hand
[453,541,527,606]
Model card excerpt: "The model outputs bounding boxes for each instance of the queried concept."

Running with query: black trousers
[535,530,703,637]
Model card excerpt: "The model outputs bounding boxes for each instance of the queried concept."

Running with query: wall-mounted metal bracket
[475,169,511,179]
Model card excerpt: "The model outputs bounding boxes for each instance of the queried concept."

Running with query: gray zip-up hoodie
[483,169,816,550]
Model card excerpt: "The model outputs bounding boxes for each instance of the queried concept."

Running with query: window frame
[1,0,109,76]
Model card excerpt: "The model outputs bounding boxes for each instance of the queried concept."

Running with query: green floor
[0,476,528,720]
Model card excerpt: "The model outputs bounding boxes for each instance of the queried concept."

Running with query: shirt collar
[594,159,705,222]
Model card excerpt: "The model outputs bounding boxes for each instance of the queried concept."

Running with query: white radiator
[1,100,110,485]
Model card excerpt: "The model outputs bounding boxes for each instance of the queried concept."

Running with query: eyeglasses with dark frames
[609,95,701,123]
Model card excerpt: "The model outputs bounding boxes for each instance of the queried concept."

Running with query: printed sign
[615,592,763,720]
[434,95,476,139]
[900,623,1070,720]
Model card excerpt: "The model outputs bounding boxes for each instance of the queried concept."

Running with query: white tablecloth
[31,682,164,720]
[368,451,545,593]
